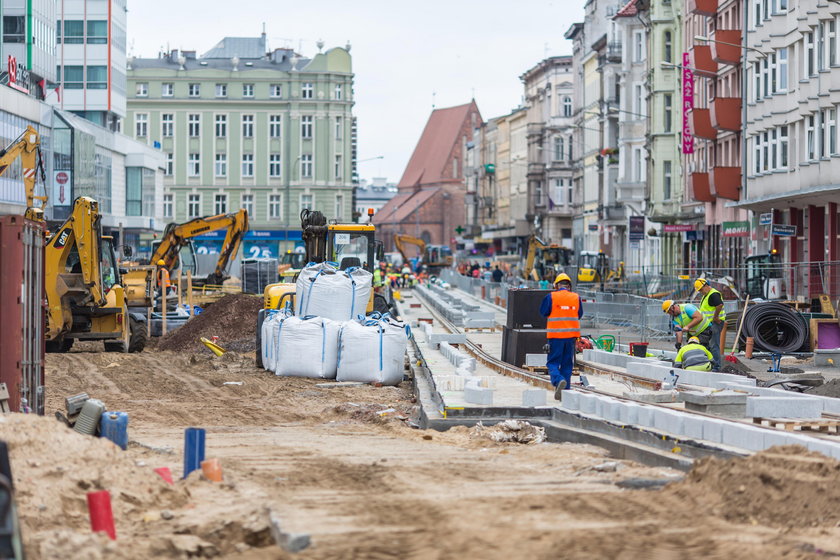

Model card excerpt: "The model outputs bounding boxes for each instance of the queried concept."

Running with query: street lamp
[285,154,303,247]
[355,156,384,223]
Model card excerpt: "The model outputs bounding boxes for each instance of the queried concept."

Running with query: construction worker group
[662,278,726,372]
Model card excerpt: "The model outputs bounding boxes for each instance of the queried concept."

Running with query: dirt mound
[157,293,262,352]
[806,378,840,398]
[667,445,840,528]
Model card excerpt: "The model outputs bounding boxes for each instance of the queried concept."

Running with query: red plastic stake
[87,490,116,540]
[154,467,174,485]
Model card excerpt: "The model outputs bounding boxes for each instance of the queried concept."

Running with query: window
[568,135,573,160]
[188,194,201,218]
[335,155,343,179]
[663,161,672,200]
[754,133,762,174]
[243,83,254,97]
[633,31,644,63]
[808,115,816,160]
[269,194,282,220]
[162,114,174,137]
[3,16,25,43]
[821,110,828,158]
[762,57,769,97]
[189,153,200,177]
[136,83,148,97]
[215,153,227,177]
[63,65,84,89]
[162,83,174,97]
[335,194,344,220]
[754,62,761,101]
[831,110,838,155]
[300,194,313,211]
[535,181,545,207]
[165,153,173,176]
[269,154,282,177]
[831,19,837,67]
[241,194,254,217]
[215,84,227,98]
[87,20,107,44]
[188,114,200,137]
[135,114,148,138]
[214,193,228,215]
[633,147,643,182]
[771,129,778,169]
[209,115,224,138]
[753,0,762,27]
[189,83,201,97]
[242,154,254,177]
[778,48,788,91]
[125,168,153,217]
[554,136,565,161]
[87,66,107,89]
[242,115,254,137]
[664,31,673,64]
[452,157,459,178]
[269,115,282,137]
[302,82,313,98]
[270,84,282,98]
[763,131,769,171]
[663,94,673,133]
[634,84,644,117]
[163,194,173,218]
[806,31,816,77]
[769,52,777,93]
[562,96,572,117]
[335,117,343,140]
[301,154,313,178]
[780,125,789,168]
[335,84,343,100]
[819,22,827,71]
[301,116,313,139]
[61,20,84,44]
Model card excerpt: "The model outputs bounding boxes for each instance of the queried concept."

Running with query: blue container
[183,427,206,479]
[99,411,129,450]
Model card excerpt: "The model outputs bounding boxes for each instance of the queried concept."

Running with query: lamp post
[355,156,384,223]
[285,154,302,249]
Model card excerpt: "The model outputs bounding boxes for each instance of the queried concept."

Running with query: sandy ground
[9,343,838,559]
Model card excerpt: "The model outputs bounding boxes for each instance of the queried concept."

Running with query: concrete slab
[560,390,580,411]
[746,396,824,419]
[464,386,493,405]
[701,418,729,444]
[623,390,679,404]
[682,415,706,440]
[428,333,468,346]
[681,390,749,406]
[636,405,655,428]
[626,362,676,384]
[762,430,800,449]
[653,408,685,435]
[721,423,766,452]
[814,349,840,367]
[525,353,547,367]
[804,439,840,460]
[618,402,641,425]
[522,389,547,407]
[577,392,597,414]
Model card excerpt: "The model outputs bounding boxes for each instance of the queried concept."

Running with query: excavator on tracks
[393,233,452,274]
[522,234,573,282]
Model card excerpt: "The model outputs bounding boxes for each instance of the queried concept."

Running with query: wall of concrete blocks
[559,390,840,460]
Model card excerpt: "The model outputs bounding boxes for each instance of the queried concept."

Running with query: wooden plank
[809,318,840,350]
[819,294,836,317]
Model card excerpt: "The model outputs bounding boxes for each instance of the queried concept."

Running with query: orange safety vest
[157,268,170,291]
[547,289,581,339]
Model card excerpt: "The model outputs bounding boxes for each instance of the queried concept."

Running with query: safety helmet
[694,278,708,291]
[554,273,572,285]
[688,336,700,344]
[662,299,675,313]
[157,259,166,266]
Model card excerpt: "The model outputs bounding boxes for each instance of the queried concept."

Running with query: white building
[0,0,58,93]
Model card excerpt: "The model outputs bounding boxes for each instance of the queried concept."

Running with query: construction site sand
[30,346,840,558]
[157,293,264,353]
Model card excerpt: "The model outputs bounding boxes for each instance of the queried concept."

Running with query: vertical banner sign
[682,52,694,154]
[629,216,645,241]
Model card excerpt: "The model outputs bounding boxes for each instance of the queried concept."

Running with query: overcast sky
[128,0,586,183]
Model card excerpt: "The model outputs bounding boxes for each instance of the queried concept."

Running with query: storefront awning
[730,184,840,211]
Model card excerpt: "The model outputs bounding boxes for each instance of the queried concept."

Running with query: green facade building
[126,35,354,257]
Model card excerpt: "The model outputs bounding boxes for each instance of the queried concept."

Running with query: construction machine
[45,196,146,352]
[745,249,787,300]
[123,209,249,308]
[0,125,48,221]
[523,234,574,282]
[577,251,610,284]
[393,233,453,274]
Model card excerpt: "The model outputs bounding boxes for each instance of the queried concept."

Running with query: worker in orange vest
[156,259,171,295]
[540,273,583,400]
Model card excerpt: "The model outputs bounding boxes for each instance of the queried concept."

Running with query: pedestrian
[673,336,713,371]
[540,273,583,400]
[662,299,713,357]
[492,265,503,283]
[695,278,725,371]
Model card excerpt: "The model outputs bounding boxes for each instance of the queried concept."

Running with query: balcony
[688,0,717,17]
[691,173,715,203]
[691,45,718,79]
[711,30,742,65]
[690,108,717,140]
[606,41,622,63]
[711,166,741,201]
[711,97,741,131]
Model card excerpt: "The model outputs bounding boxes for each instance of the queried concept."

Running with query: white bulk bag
[274,315,341,379]
[295,262,372,321]
[336,317,410,386]
[260,310,282,371]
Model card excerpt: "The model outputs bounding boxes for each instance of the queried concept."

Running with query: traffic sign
[455,225,465,235]
[759,212,772,226]
[771,224,797,237]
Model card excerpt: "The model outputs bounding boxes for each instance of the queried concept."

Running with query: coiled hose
[738,302,808,353]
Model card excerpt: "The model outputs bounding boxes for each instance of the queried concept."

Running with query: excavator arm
[394,234,426,267]
[0,125,48,221]
[523,234,548,281]
[207,209,249,285]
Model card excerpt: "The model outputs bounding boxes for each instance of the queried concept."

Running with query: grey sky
[128,0,586,183]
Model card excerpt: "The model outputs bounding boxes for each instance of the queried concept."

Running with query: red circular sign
[56,172,68,184]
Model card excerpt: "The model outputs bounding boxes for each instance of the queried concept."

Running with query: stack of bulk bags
[295,262,372,321]
[273,315,341,379]
[337,315,411,386]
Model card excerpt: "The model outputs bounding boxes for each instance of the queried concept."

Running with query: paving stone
[702,418,729,443]
[804,439,840,460]
[653,408,685,435]
[762,430,800,449]
[682,414,706,440]
[560,390,580,411]
[429,333,468,346]
[746,396,824,419]
[525,354,547,367]
[721,423,766,451]
[577,392,597,414]
[635,405,655,428]
[522,389,547,407]
[464,386,493,406]
[618,402,641,425]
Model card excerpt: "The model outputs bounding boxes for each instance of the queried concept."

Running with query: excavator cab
[745,250,786,300]
[328,225,376,272]
[578,251,609,284]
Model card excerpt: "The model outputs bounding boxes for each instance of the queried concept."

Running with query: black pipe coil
[738,302,809,354]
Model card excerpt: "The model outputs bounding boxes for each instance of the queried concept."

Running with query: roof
[397,101,481,189]
[131,54,307,73]
[203,36,267,59]
[371,188,440,225]
[614,0,638,18]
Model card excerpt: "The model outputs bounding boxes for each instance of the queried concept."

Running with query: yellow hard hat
[688,336,700,344]
[662,299,674,313]
[694,278,707,291]
[157,259,166,266]
[554,273,572,284]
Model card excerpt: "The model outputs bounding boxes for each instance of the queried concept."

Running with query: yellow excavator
[123,209,249,308]
[0,125,48,221]
[393,233,452,274]
[523,234,574,282]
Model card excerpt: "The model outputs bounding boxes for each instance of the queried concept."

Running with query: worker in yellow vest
[695,278,726,371]
[540,273,583,400]
[662,299,712,352]
[156,259,171,295]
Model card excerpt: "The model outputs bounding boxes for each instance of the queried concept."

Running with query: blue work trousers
[547,338,576,389]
